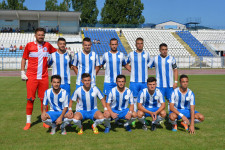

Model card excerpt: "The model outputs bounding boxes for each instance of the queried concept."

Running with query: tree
[100,0,145,26]
[0,0,27,10]
[45,0,59,11]
[71,0,99,25]
[58,0,71,11]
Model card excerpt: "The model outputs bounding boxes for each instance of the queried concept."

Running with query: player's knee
[104,111,111,118]
[198,113,205,122]
[160,110,167,118]
[169,113,177,121]
[132,112,137,118]
[73,113,82,120]
[137,110,144,118]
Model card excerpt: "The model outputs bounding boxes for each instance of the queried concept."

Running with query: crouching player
[169,74,204,134]
[104,75,137,133]
[68,73,110,135]
[137,77,166,131]
[41,75,70,135]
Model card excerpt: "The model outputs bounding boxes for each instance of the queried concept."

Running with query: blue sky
[1,0,224,28]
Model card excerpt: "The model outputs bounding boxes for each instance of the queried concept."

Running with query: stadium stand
[176,31,213,56]
[83,29,127,56]
[123,29,191,56]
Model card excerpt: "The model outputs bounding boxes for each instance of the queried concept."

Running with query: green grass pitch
[0,75,224,150]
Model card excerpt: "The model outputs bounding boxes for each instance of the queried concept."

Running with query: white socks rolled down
[188,119,201,124]
[138,116,146,125]
[124,118,137,127]
[93,119,104,128]
[152,115,164,125]
[73,119,82,128]
[169,119,177,125]
[61,118,73,128]
[43,119,56,128]
[104,118,111,128]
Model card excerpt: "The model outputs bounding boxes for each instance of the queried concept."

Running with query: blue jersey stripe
[50,91,57,111]
[89,53,93,75]
[177,91,182,109]
[81,88,87,111]
[57,92,63,110]
[158,56,163,87]
[152,92,158,107]
[115,90,120,110]
[56,53,60,76]
[90,88,94,110]
[116,53,120,76]
[121,90,127,109]
[145,92,150,108]
[134,52,138,82]
[165,57,170,87]
[108,53,114,83]
[64,54,68,84]
[81,53,86,77]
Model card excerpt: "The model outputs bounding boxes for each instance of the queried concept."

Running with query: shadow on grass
[31,115,42,127]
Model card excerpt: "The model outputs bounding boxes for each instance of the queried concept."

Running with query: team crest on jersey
[90,56,94,60]
[91,92,96,97]
[43,47,47,52]
[59,98,64,102]
[154,96,159,100]
[125,95,129,100]
[186,97,190,101]
[143,54,147,58]
[167,59,172,63]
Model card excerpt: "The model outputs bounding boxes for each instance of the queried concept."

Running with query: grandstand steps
[172,32,197,57]
[116,31,132,53]
[202,42,219,57]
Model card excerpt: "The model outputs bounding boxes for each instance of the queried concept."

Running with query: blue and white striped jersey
[127,51,150,83]
[71,86,104,111]
[73,51,100,86]
[137,88,165,108]
[101,51,127,83]
[106,87,134,111]
[48,51,72,84]
[148,55,177,88]
[43,88,69,111]
[170,88,195,110]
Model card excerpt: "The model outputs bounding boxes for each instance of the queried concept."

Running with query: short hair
[82,73,91,79]
[147,77,157,83]
[51,75,61,82]
[179,74,189,82]
[110,38,118,44]
[116,74,126,82]
[58,37,66,42]
[35,28,46,34]
[136,37,144,42]
[159,43,167,49]
[83,37,91,43]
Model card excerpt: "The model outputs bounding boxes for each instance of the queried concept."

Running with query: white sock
[93,119,104,128]
[104,118,111,128]
[73,119,82,128]
[153,115,164,124]
[43,119,54,127]
[169,119,177,125]
[188,119,201,124]
[138,116,145,125]
[134,98,137,112]
[61,118,73,128]
[26,115,31,123]
[124,118,136,127]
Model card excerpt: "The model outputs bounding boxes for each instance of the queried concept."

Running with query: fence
[0,56,224,70]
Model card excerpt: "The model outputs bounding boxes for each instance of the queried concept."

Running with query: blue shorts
[47,110,68,122]
[103,82,117,95]
[158,87,174,100]
[60,84,70,95]
[169,109,199,120]
[129,82,147,97]
[77,109,99,120]
[112,108,129,120]
[144,107,160,117]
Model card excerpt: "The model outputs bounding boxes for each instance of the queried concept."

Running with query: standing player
[48,37,73,95]
[21,28,57,130]
[100,38,130,98]
[104,75,137,133]
[169,74,204,134]
[72,37,100,89]
[68,73,110,134]
[41,75,70,135]
[137,77,166,131]
[148,43,178,106]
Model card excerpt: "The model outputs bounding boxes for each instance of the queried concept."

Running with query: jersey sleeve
[122,53,127,66]
[148,57,155,68]
[69,55,73,66]
[63,94,69,108]
[95,54,100,67]
[43,90,48,105]
[48,54,53,66]
[48,43,57,54]
[106,91,113,103]
[71,90,78,102]
[72,53,78,66]
[190,92,195,105]
[129,91,134,105]
[126,53,131,64]
[101,53,106,66]
[172,57,177,69]
[159,91,165,103]
[96,87,104,100]
[22,43,30,60]
[147,52,151,64]
[137,90,144,104]
[170,91,175,103]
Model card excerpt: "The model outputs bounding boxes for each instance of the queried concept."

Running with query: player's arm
[56,107,68,125]
[72,66,78,75]
[155,102,165,115]
[173,68,178,89]
[170,103,189,124]
[21,44,29,81]
[138,103,153,115]
[95,66,101,75]
[41,105,48,120]
[189,105,195,134]
[124,64,131,72]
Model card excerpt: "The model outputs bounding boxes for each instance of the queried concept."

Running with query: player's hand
[67,110,73,118]
[55,117,62,125]
[111,112,118,119]
[125,112,132,120]
[173,83,178,89]
[103,110,110,118]
[182,116,190,125]
[189,125,195,134]
[151,112,157,121]
[41,112,48,121]
[21,71,28,81]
